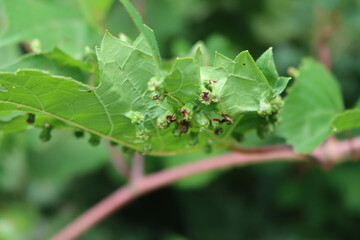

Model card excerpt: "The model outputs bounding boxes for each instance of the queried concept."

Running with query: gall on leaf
[26,113,35,124]
[39,122,52,142]
[89,134,101,146]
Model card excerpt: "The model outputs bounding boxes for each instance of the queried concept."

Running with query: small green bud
[89,134,101,146]
[110,141,118,146]
[30,39,41,54]
[157,117,168,129]
[210,91,219,103]
[150,91,163,103]
[125,110,145,124]
[136,128,150,141]
[258,100,272,117]
[141,143,152,154]
[270,95,284,113]
[39,122,52,142]
[148,75,164,91]
[74,129,84,138]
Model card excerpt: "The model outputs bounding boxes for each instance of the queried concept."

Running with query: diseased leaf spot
[223,114,233,125]
[212,114,233,125]
[166,114,176,123]
[201,91,210,103]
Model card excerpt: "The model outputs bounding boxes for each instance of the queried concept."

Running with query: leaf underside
[0,1,287,155]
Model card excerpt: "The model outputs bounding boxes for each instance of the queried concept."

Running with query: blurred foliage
[1,0,360,239]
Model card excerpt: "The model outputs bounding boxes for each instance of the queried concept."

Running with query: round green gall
[136,128,150,141]
[125,110,145,124]
[148,75,164,92]
[88,134,101,146]
[258,100,272,117]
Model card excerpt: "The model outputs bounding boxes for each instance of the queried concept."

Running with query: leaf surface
[256,47,290,94]
[332,109,360,132]
[277,59,343,153]
[0,0,101,57]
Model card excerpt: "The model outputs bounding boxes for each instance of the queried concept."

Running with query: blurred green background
[1,0,360,239]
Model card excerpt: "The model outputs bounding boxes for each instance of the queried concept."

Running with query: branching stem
[106,141,130,178]
[51,136,360,240]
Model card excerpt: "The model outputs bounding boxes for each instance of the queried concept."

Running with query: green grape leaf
[0,47,96,84]
[0,28,287,155]
[119,0,162,70]
[332,109,360,132]
[256,47,291,94]
[277,59,344,153]
[0,0,101,58]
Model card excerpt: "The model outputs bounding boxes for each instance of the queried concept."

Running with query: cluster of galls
[25,113,102,146]
[125,110,152,153]
[26,113,53,142]
[199,79,220,105]
[255,95,284,139]
[147,75,237,149]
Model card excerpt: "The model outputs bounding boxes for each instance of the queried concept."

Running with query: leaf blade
[277,59,344,153]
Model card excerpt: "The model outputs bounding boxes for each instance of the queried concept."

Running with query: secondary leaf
[0,0,101,58]
[277,59,344,153]
[119,0,162,70]
[256,47,291,94]
[0,47,96,84]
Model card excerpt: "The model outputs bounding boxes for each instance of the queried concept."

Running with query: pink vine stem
[51,137,360,240]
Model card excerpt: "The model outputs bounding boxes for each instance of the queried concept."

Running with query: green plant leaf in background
[277,59,344,153]
[0,0,104,58]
